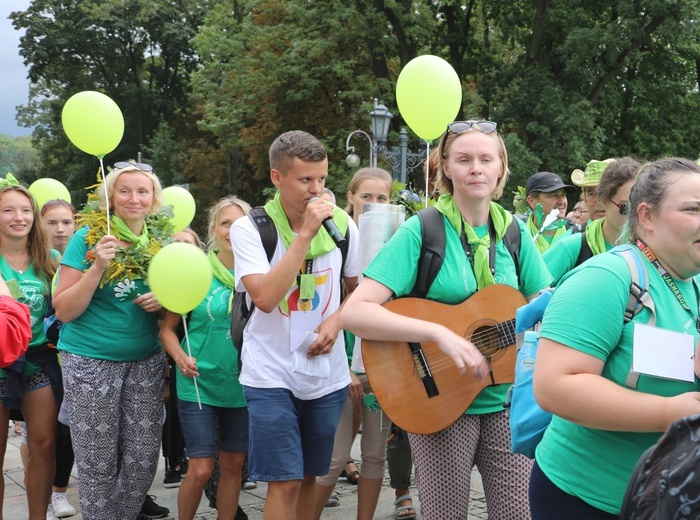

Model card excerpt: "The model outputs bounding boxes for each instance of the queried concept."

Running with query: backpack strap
[412,208,522,298]
[412,206,445,298]
[246,206,278,316]
[574,232,595,268]
[611,244,656,389]
[248,207,278,261]
[339,227,349,281]
[502,217,522,282]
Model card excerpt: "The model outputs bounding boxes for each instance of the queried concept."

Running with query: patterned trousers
[408,410,532,520]
[60,351,165,520]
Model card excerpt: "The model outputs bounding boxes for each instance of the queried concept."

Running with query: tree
[12,0,700,215]
[0,134,38,182]
[10,0,214,205]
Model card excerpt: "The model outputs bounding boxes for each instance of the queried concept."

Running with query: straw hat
[571,159,616,188]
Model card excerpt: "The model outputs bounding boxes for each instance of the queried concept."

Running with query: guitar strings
[409,321,516,374]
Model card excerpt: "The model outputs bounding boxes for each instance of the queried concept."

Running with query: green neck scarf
[111,216,149,247]
[584,217,607,256]
[533,203,567,232]
[263,191,349,259]
[209,250,235,314]
[526,215,567,253]
[434,195,513,290]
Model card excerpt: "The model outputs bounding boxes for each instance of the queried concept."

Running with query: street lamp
[345,98,426,184]
[345,130,374,168]
[370,101,393,150]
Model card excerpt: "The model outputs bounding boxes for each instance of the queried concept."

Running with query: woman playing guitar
[340,120,551,519]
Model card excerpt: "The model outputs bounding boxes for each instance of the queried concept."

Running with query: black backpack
[412,206,522,297]
[620,413,700,520]
[571,220,594,268]
[229,207,349,370]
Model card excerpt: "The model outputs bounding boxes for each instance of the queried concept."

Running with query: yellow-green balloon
[61,91,124,159]
[148,243,212,314]
[396,55,462,141]
[28,178,72,210]
[162,186,196,233]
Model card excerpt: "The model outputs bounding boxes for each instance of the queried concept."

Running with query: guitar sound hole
[470,325,505,358]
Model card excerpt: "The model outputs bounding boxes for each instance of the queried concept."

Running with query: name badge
[633,323,695,383]
[299,273,316,301]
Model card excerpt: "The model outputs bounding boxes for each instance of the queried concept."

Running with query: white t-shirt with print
[232,215,358,400]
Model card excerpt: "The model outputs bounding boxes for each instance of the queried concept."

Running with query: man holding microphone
[231,130,360,520]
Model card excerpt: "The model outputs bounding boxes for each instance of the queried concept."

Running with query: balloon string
[182,314,202,409]
[424,140,431,208]
[99,157,110,236]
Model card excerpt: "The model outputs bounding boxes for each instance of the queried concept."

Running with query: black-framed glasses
[114,161,153,172]
[610,199,629,216]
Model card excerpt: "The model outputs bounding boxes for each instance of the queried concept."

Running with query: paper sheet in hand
[633,322,695,382]
[292,331,330,378]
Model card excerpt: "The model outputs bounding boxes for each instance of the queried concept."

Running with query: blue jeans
[177,399,249,457]
[243,385,348,481]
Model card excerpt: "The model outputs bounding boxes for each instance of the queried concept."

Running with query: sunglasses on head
[114,161,153,172]
[610,199,629,216]
[447,120,498,135]
[439,120,498,156]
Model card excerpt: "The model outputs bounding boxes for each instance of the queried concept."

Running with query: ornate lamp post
[345,99,425,183]
[345,130,374,168]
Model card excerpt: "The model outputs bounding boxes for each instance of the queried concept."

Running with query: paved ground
[3,424,488,519]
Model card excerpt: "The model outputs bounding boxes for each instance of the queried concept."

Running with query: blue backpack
[507,244,656,458]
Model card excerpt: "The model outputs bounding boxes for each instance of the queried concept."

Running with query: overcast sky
[1,0,32,137]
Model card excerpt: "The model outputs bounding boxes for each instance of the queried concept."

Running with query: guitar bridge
[409,342,439,398]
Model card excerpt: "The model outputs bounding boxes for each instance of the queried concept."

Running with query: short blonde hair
[99,164,164,214]
[433,125,510,200]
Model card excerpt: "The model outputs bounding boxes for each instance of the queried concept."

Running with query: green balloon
[162,186,196,233]
[28,178,72,210]
[396,55,462,141]
[148,243,212,315]
[61,91,124,159]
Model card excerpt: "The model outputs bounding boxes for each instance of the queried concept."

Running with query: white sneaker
[51,495,77,518]
[46,504,58,520]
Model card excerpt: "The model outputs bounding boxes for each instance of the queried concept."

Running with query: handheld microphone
[308,197,347,248]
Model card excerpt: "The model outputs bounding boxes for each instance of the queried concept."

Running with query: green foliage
[8,0,700,221]
[0,134,38,183]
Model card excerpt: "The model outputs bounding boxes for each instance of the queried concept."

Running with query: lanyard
[636,239,700,332]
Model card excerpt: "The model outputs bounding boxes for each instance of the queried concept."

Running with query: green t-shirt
[542,228,614,286]
[57,227,160,362]
[0,254,55,376]
[176,274,246,408]
[364,210,552,414]
[536,250,700,514]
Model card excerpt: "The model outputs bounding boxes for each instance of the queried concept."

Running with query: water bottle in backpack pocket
[508,330,552,458]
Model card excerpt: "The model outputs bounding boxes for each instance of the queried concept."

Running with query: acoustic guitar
[362,284,526,435]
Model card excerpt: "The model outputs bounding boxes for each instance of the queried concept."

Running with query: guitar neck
[493,318,517,349]
[471,318,517,356]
